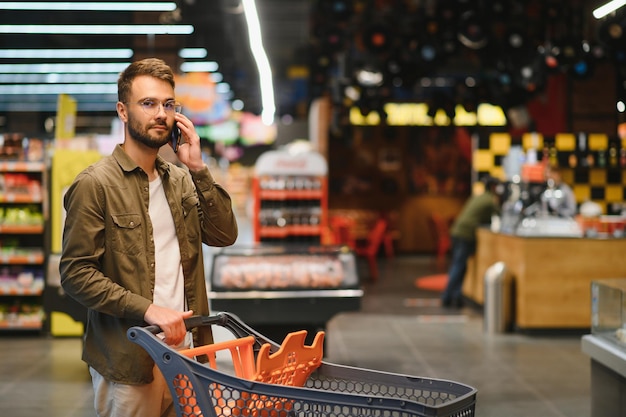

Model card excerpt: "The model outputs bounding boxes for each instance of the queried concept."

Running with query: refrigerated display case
[208,244,362,344]
[582,278,626,417]
[252,149,328,245]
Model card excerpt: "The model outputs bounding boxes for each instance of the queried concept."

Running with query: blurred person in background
[441,176,501,308]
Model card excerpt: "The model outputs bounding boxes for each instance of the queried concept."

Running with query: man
[441,176,501,308]
[59,58,238,417]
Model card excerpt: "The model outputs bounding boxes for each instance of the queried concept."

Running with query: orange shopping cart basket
[127,312,477,417]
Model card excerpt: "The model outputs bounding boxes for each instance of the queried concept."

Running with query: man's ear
[116,101,128,123]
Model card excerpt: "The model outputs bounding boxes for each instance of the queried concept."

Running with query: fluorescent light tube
[180,61,219,73]
[215,83,231,94]
[0,73,120,84]
[179,48,208,59]
[0,25,194,35]
[242,0,275,125]
[0,62,129,73]
[0,2,177,11]
[0,83,117,95]
[593,0,626,19]
[0,49,133,59]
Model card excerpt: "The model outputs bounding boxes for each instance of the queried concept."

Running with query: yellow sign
[55,94,77,140]
[349,103,506,126]
[50,149,103,253]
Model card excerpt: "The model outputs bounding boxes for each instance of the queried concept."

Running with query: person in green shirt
[441,176,501,308]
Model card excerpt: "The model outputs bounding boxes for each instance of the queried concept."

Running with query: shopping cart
[127,312,477,417]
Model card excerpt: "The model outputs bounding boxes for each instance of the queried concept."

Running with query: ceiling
[182,0,313,116]
[0,0,623,136]
[0,0,313,133]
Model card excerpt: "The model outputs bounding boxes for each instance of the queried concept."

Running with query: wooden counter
[462,228,626,330]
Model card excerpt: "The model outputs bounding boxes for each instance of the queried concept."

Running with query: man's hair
[482,175,500,192]
[117,58,175,103]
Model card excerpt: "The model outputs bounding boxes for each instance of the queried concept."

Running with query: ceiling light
[178,48,208,59]
[0,84,117,95]
[0,25,194,35]
[0,49,133,59]
[215,83,231,94]
[593,0,626,19]
[242,0,275,125]
[0,73,119,83]
[0,2,177,11]
[180,61,219,73]
[0,99,116,112]
[0,63,129,73]
[355,68,384,87]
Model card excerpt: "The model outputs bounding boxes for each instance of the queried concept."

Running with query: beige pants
[90,366,176,417]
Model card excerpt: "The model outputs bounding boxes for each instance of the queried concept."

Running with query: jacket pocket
[181,193,200,242]
[111,213,143,255]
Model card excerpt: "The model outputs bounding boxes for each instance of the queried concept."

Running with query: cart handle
[144,312,281,352]
[144,314,226,334]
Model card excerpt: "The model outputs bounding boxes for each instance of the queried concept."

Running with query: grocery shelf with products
[208,244,362,344]
[252,149,328,245]
[0,136,48,331]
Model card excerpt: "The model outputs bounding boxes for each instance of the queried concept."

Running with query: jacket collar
[112,143,171,176]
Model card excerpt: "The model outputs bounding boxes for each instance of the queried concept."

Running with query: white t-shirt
[149,176,190,348]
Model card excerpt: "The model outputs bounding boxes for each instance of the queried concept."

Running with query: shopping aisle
[0,254,591,417]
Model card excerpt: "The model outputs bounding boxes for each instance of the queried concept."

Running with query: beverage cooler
[208,244,363,344]
[252,148,328,245]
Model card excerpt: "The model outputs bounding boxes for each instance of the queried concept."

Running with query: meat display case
[208,244,362,343]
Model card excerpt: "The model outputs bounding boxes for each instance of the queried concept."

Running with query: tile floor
[0,253,592,417]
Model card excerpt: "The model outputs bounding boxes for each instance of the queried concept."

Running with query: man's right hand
[144,304,194,346]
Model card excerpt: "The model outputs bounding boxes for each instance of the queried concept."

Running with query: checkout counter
[462,178,626,331]
[463,227,626,330]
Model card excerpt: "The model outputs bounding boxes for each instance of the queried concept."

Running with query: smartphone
[170,125,181,153]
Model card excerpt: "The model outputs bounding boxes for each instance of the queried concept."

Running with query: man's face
[125,75,176,149]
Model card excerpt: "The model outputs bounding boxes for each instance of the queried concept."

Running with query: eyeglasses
[125,99,182,116]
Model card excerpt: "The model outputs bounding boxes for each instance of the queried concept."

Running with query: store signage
[349,103,507,126]
[255,150,327,176]
[55,93,77,140]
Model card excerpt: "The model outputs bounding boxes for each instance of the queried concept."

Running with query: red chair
[354,218,388,282]
[329,216,357,248]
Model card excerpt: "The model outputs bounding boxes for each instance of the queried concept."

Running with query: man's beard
[127,114,170,150]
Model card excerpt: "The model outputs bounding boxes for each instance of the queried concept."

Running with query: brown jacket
[60,144,238,384]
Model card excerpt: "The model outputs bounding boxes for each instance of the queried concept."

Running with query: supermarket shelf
[0,157,47,336]
[0,224,44,234]
[0,161,45,172]
[258,225,323,238]
[0,287,43,296]
[0,278,44,295]
[0,251,45,264]
[258,189,324,200]
[0,319,43,330]
[0,193,43,203]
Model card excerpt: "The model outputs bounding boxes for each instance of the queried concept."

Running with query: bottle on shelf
[608,140,619,168]
[577,132,589,168]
